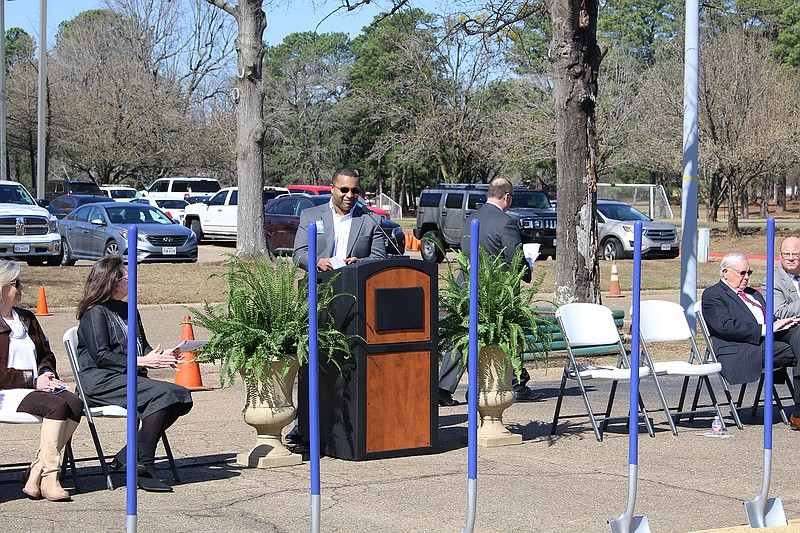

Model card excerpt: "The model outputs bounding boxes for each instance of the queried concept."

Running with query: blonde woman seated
[0,260,82,501]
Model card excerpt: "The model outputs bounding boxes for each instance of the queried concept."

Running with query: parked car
[263,194,405,256]
[98,185,140,202]
[143,176,221,201]
[131,197,189,225]
[597,199,679,260]
[414,183,556,262]
[50,194,110,216]
[0,181,62,265]
[183,186,289,242]
[286,184,391,218]
[44,179,102,201]
[58,202,198,265]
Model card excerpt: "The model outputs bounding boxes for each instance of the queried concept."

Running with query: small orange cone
[175,316,212,391]
[34,286,53,316]
[607,260,623,298]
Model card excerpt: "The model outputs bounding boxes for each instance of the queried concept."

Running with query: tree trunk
[760,178,769,218]
[775,175,786,212]
[549,0,602,304]
[727,181,740,236]
[232,0,267,259]
[740,187,749,219]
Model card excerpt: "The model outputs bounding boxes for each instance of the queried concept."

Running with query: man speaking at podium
[293,167,386,272]
[287,167,387,446]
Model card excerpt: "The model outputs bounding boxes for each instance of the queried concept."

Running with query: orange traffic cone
[34,286,53,316]
[607,260,623,298]
[175,316,212,391]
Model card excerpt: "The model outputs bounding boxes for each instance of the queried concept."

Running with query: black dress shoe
[514,388,546,402]
[109,447,146,474]
[285,426,305,444]
[438,389,460,407]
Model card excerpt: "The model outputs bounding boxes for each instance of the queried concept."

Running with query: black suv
[413,184,557,263]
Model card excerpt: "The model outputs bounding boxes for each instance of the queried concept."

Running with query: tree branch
[204,0,236,17]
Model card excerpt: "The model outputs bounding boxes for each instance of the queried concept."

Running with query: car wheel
[420,231,445,263]
[60,239,76,266]
[190,219,203,244]
[601,238,623,261]
[104,240,120,257]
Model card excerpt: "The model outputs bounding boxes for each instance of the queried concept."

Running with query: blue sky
[5,1,439,48]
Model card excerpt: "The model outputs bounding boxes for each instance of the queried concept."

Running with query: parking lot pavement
[2,301,800,533]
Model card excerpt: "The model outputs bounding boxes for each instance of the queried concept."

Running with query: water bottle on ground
[711,416,724,435]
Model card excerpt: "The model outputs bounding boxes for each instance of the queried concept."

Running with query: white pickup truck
[183,186,288,243]
[0,181,62,265]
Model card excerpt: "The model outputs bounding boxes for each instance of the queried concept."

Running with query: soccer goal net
[597,183,673,219]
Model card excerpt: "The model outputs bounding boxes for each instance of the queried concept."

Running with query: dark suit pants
[762,327,800,412]
[438,348,530,395]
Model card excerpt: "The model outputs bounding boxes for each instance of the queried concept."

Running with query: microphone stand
[364,209,404,256]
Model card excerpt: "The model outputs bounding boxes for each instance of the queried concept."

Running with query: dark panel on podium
[300,257,438,460]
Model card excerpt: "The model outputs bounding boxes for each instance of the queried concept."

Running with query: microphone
[364,209,404,256]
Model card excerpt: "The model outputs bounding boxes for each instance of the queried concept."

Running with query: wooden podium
[300,257,438,460]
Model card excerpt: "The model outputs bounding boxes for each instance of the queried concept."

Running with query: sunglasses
[332,185,361,196]
[7,279,22,289]
[727,269,753,276]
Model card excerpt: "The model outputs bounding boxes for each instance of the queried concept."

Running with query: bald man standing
[761,236,800,319]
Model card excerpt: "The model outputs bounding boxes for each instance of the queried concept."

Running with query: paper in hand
[173,339,209,353]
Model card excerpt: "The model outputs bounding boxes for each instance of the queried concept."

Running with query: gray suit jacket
[760,267,800,319]
[292,202,386,271]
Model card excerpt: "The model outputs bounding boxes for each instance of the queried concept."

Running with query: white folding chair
[63,327,179,490]
[694,302,793,426]
[551,303,654,442]
[638,301,732,435]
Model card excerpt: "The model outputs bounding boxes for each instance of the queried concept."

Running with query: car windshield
[511,191,552,209]
[106,205,173,225]
[598,203,651,221]
[110,189,138,199]
[0,184,36,205]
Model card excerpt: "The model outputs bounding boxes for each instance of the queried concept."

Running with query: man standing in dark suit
[702,251,800,428]
[293,167,386,271]
[438,177,542,406]
[761,236,800,319]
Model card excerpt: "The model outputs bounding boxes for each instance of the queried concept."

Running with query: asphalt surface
[1,249,799,532]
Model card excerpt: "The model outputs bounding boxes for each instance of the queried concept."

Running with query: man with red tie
[702,251,800,428]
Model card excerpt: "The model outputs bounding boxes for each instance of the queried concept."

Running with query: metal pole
[462,218,479,533]
[126,225,138,533]
[0,0,7,181]
[308,222,320,533]
[680,0,700,331]
[35,0,45,198]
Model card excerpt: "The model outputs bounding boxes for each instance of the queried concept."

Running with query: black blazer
[701,280,764,384]
[459,202,531,283]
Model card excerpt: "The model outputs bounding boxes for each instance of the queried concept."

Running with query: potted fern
[191,255,352,468]
[438,247,551,446]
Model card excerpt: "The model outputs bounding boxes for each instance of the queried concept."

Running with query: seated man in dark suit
[701,251,800,428]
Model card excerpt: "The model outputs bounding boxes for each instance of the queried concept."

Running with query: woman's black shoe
[109,450,146,474]
[137,466,172,492]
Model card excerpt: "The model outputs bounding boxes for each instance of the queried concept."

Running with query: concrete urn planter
[237,358,302,468]
[476,346,522,447]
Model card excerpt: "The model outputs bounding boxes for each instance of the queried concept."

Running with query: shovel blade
[609,515,650,533]
[746,497,787,528]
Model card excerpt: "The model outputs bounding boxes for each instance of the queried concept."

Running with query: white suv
[143,176,221,201]
[597,200,679,260]
[99,186,140,202]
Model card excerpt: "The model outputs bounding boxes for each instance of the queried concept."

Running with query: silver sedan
[58,202,198,265]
